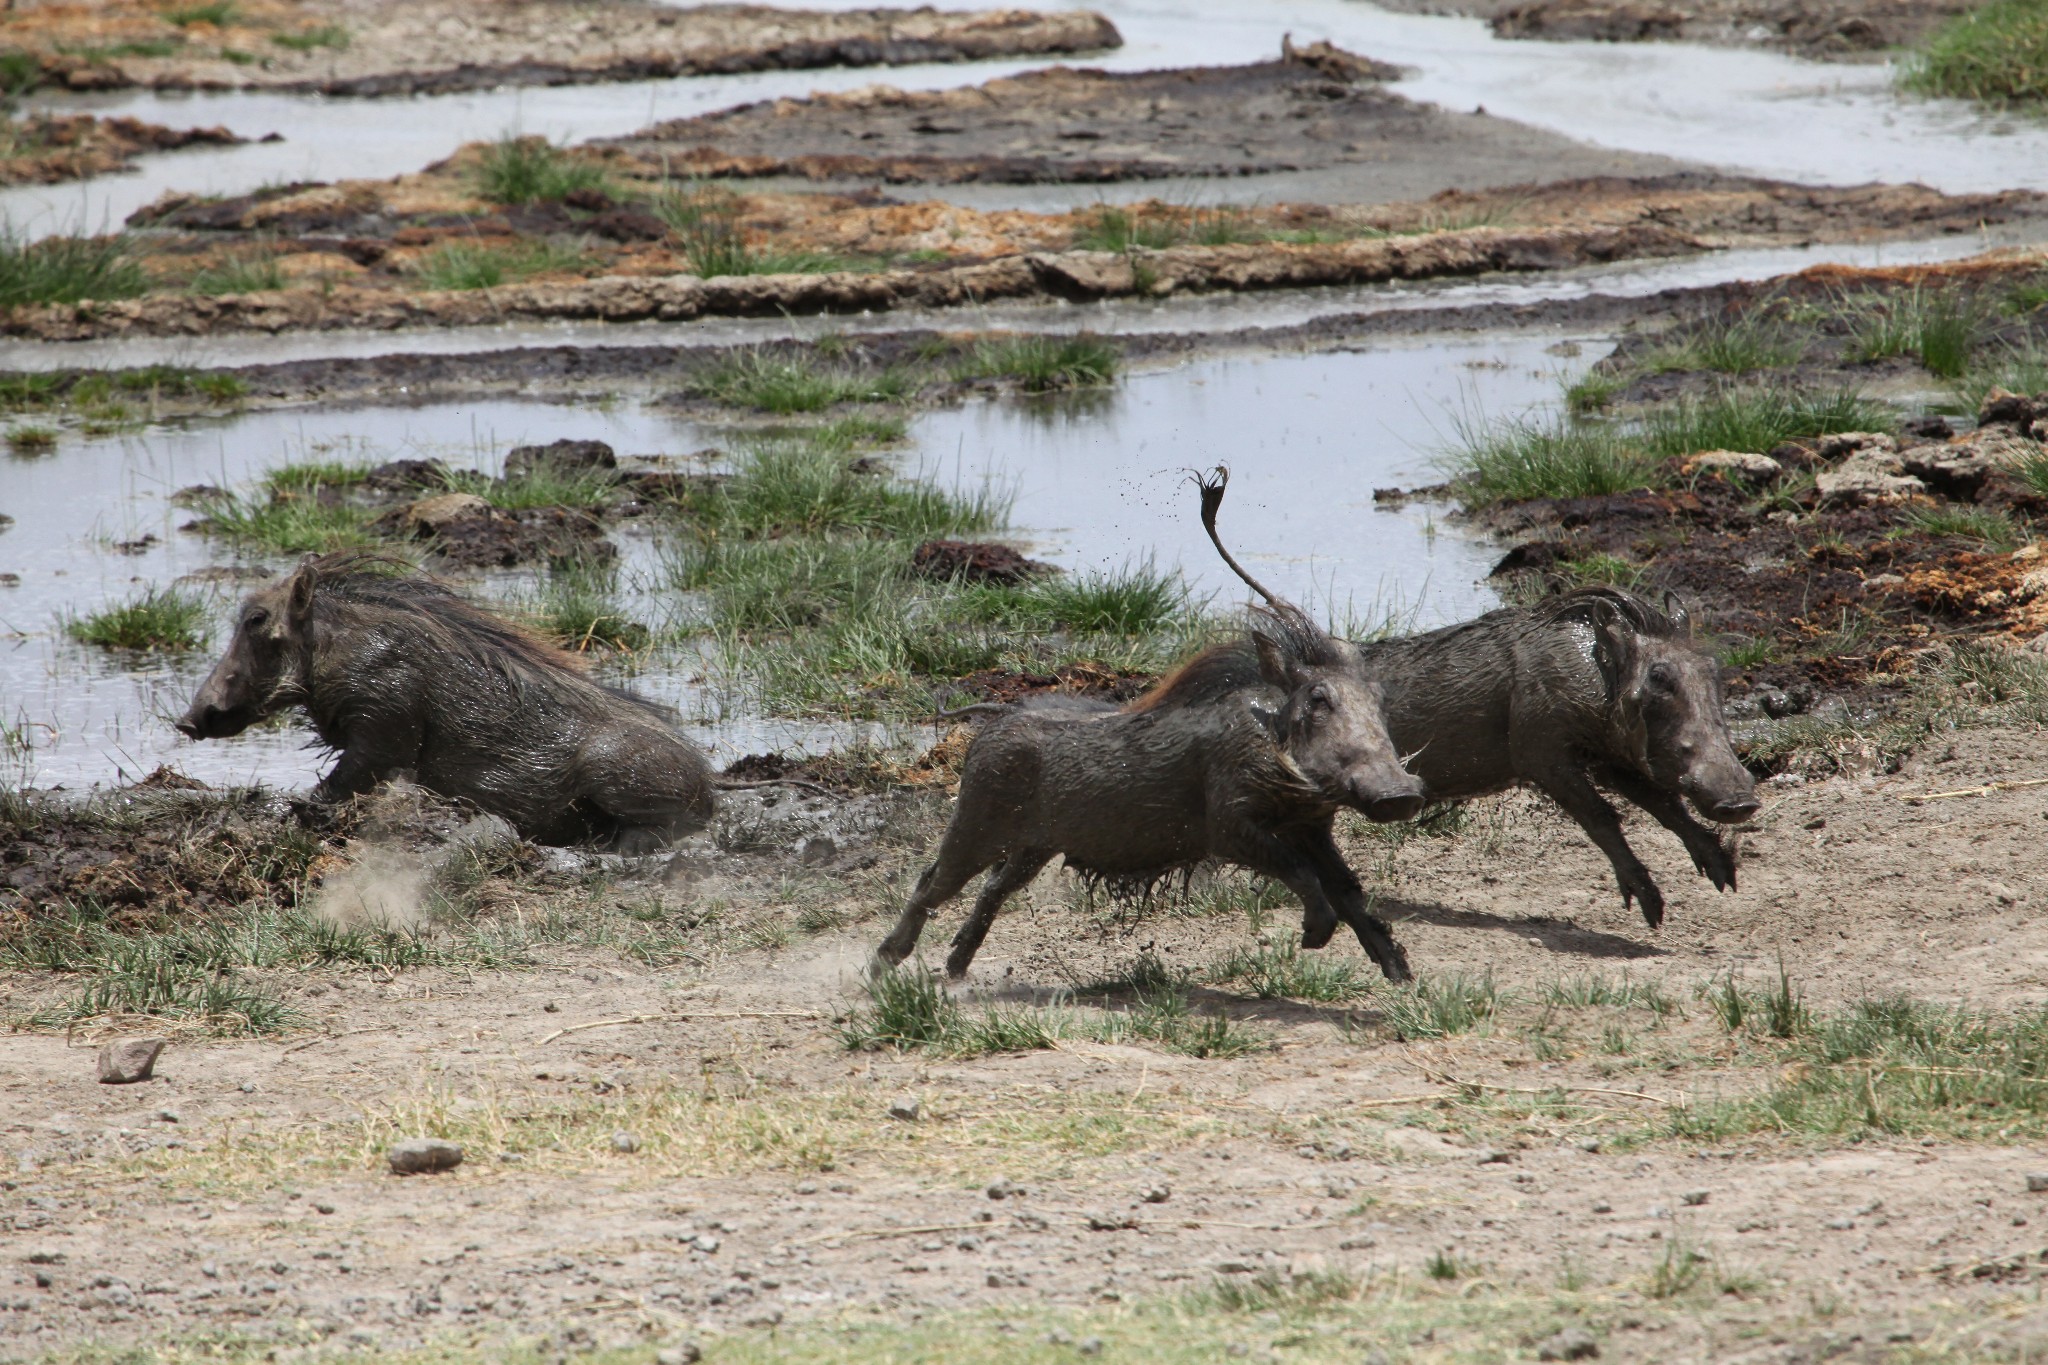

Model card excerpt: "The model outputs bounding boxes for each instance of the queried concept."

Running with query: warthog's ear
[284,556,319,627]
[1251,628,1295,690]
[1589,599,1639,704]
[1662,590,1693,638]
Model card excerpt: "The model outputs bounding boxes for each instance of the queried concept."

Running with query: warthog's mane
[303,553,589,689]
[1124,602,1342,715]
[1536,586,1680,639]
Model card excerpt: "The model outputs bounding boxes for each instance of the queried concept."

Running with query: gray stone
[611,1132,641,1154]
[1476,1148,1513,1165]
[1592,1201,1613,1214]
[1681,1190,1710,1206]
[691,1233,721,1254]
[386,1138,464,1175]
[987,1178,1022,1200]
[97,1038,166,1085]
[1816,443,1925,507]
[1536,1326,1601,1360]
[1078,1339,1104,1356]
[888,1096,921,1122]
[654,1345,702,1365]
[1688,450,1783,482]
[1140,1183,1171,1204]
[2025,1173,2048,1193]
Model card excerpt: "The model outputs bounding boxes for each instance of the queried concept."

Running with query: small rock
[2025,1173,2048,1193]
[1687,449,1782,483]
[156,1109,180,1124]
[543,1002,560,1012]
[402,491,492,533]
[1824,1217,1855,1230]
[1140,1183,1171,1204]
[1536,1326,1601,1360]
[97,1038,166,1085]
[987,1179,1022,1200]
[1592,1201,1613,1214]
[1816,446,1925,507]
[887,1096,921,1122]
[238,1081,256,1093]
[1576,1138,1602,1153]
[691,1234,721,1254]
[1476,1148,1513,1165]
[1078,1339,1104,1356]
[315,1203,336,1215]
[654,1345,702,1365]
[1681,1190,1710,1206]
[386,1138,464,1176]
[611,1131,640,1153]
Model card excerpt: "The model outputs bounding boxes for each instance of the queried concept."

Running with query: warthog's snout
[1696,792,1760,823]
[1355,777,1426,824]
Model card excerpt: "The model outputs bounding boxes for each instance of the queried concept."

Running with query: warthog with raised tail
[176,553,713,852]
[874,470,1422,982]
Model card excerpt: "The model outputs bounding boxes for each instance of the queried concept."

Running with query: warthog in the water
[875,471,1423,982]
[176,554,714,852]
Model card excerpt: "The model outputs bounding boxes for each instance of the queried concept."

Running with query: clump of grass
[1719,635,1781,669]
[72,364,246,405]
[271,24,348,51]
[1901,0,2048,105]
[64,587,209,652]
[953,334,1119,392]
[473,135,607,205]
[842,969,1264,1059]
[692,349,914,413]
[1955,345,2048,418]
[409,240,589,291]
[163,1,237,26]
[1445,412,1657,503]
[1209,939,1375,1003]
[1205,1268,1361,1312]
[1842,286,1988,378]
[685,435,1005,540]
[1641,387,1891,459]
[1555,551,1647,591]
[1564,369,1626,414]
[1380,972,1499,1040]
[192,480,378,555]
[1642,313,1801,375]
[654,184,847,276]
[1424,1250,1465,1281]
[190,250,284,296]
[534,577,650,653]
[1645,1235,1710,1299]
[1542,972,1677,1016]
[5,424,56,453]
[1706,959,1808,1039]
[0,229,149,308]
[1076,206,1182,252]
[996,561,1190,635]
[1894,503,2025,550]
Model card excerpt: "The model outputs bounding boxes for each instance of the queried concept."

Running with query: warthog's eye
[1307,685,1333,714]
[1647,662,1678,692]
[245,608,270,629]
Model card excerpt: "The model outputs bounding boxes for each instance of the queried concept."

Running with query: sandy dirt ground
[7,726,2048,1363]
[5,1,1119,96]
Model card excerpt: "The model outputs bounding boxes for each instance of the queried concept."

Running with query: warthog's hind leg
[943,851,1053,979]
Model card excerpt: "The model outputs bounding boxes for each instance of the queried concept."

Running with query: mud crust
[11,2,1122,97]
[1383,0,1979,59]
[0,113,248,188]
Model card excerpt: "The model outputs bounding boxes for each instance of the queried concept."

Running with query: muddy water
[0,335,1579,791]
[10,0,2048,239]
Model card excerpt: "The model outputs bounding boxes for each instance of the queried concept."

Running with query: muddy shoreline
[0,113,251,188]
[12,2,1121,97]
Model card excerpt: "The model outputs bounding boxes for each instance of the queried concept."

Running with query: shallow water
[7,0,2048,240]
[0,229,2008,375]
[0,335,1583,792]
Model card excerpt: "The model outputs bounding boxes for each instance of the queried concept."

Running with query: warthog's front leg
[1535,765,1665,928]
[943,850,1053,979]
[1301,834,1411,983]
[1598,765,1739,893]
[1222,825,1411,983]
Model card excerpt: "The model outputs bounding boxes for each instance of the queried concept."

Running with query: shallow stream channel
[1,334,1584,792]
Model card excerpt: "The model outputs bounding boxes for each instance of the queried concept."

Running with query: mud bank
[8,1,1120,97]
[14,172,2040,343]
[603,39,1686,192]
[1377,0,1977,59]
[0,112,250,188]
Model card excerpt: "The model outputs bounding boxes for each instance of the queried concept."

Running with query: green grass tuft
[1901,0,2048,104]
[0,229,149,308]
[164,1,236,25]
[473,135,607,205]
[692,349,914,413]
[270,24,348,50]
[5,424,57,453]
[408,240,589,291]
[1381,972,1499,1040]
[190,250,284,296]
[1445,412,1657,503]
[1894,503,2025,550]
[1641,313,1801,375]
[1641,387,1892,459]
[64,587,210,652]
[953,334,1119,392]
[1208,939,1376,1003]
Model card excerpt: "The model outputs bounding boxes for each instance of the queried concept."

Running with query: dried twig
[793,1221,988,1247]
[539,1010,822,1045]
[712,778,840,799]
[1416,1066,1683,1107]
[1898,776,2048,804]
[282,1024,400,1055]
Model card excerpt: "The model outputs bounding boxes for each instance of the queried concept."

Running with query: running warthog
[176,554,713,852]
[875,472,1422,982]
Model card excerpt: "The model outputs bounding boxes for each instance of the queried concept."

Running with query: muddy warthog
[874,472,1422,982]
[176,554,714,852]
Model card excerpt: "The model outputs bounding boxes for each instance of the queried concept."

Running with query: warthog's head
[1253,605,1426,823]
[175,558,318,741]
[1591,598,1760,824]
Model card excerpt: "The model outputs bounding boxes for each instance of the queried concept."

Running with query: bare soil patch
[0,113,248,188]
[1388,0,1979,60]
[8,1,1120,97]
[9,726,2048,1361]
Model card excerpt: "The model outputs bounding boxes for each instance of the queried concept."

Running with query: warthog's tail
[1196,466,1284,611]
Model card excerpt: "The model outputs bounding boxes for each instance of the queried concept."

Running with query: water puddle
[8,0,2048,239]
[0,334,1581,791]
[0,229,2008,375]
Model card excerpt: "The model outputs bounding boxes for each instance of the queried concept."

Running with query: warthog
[875,472,1422,982]
[176,554,714,852]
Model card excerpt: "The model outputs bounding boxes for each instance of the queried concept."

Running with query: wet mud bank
[9,2,1120,97]
[0,113,251,188]
[11,169,2039,343]
[1486,0,1975,58]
